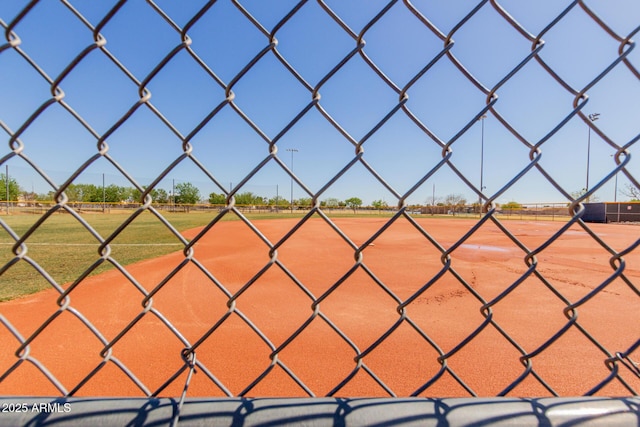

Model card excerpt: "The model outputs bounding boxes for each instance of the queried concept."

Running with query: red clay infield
[1,217,638,397]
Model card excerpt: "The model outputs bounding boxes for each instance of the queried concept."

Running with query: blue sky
[0,0,638,206]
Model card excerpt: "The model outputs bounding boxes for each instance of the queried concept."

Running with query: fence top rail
[0,397,638,427]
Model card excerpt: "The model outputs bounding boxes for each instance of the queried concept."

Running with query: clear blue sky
[1,0,638,206]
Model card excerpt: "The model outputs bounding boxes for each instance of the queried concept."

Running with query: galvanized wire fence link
[0,0,639,412]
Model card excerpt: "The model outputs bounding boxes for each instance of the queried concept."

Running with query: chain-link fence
[1,0,639,424]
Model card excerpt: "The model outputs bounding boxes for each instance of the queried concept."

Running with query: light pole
[586,113,600,194]
[286,148,298,213]
[478,115,487,212]
[102,173,105,213]
[432,183,436,215]
[5,165,9,215]
[611,154,618,202]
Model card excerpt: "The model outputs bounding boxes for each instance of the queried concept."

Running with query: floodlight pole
[5,165,9,215]
[102,173,105,213]
[286,148,298,213]
[478,115,487,213]
[432,183,436,215]
[586,113,600,194]
[432,183,435,207]
[611,154,618,202]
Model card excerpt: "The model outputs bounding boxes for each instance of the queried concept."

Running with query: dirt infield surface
[1,217,638,397]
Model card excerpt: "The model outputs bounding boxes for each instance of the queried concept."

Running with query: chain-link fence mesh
[0,0,639,411]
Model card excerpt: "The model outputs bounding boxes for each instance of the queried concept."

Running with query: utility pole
[478,115,487,214]
[102,173,105,213]
[432,183,435,207]
[286,148,298,213]
[610,154,618,202]
[5,165,9,215]
[432,183,436,215]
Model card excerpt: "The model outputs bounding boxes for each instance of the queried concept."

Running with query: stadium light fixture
[586,113,600,194]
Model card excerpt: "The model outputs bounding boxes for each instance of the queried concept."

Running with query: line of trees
[208,191,365,211]
[4,174,638,209]
[2,174,367,210]
[0,175,202,205]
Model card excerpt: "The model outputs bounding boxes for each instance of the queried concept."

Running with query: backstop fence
[0,1,639,425]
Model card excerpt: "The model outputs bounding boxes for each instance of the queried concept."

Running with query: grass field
[0,208,572,302]
[0,211,222,301]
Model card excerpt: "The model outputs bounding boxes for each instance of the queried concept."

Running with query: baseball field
[0,212,638,397]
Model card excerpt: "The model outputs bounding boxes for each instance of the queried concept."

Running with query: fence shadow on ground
[0,396,638,426]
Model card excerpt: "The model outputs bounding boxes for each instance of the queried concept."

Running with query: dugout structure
[606,202,640,223]
[583,202,640,223]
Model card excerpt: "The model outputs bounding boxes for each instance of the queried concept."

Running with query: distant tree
[423,196,441,215]
[501,201,522,211]
[21,191,37,202]
[130,186,145,203]
[443,193,466,215]
[75,184,90,202]
[570,188,599,203]
[295,197,312,208]
[174,182,200,205]
[154,188,169,204]
[371,199,388,212]
[621,183,640,201]
[63,183,101,202]
[103,184,128,203]
[344,197,363,213]
[322,197,341,208]
[235,191,265,206]
[37,191,55,201]
[62,184,79,202]
[425,196,440,206]
[87,184,100,202]
[234,192,252,205]
[131,186,168,204]
[209,192,227,205]
[268,195,289,207]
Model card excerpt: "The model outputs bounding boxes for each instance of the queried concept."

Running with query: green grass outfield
[0,209,571,302]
